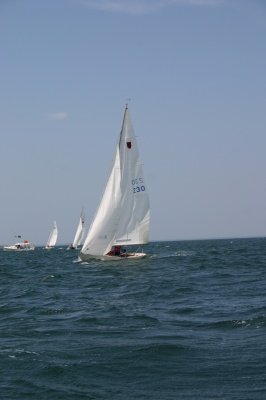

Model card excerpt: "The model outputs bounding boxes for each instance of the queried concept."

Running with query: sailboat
[45,221,58,249]
[80,105,150,261]
[68,210,85,250]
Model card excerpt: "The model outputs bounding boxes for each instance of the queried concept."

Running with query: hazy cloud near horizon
[48,112,68,121]
[78,0,225,14]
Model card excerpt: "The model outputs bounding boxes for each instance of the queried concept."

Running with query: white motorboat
[3,240,35,251]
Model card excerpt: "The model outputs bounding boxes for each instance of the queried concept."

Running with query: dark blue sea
[1,238,266,399]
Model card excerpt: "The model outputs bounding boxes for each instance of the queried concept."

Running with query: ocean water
[0,238,266,399]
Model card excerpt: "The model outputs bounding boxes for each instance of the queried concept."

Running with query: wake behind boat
[80,105,150,261]
[3,239,35,251]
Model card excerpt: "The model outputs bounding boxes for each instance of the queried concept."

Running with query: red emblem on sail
[127,141,132,149]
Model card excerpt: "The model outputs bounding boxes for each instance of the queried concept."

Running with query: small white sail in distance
[70,210,85,249]
[45,221,58,249]
[80,105,150,260]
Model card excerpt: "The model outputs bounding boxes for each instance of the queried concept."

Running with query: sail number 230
[132,178,145,194]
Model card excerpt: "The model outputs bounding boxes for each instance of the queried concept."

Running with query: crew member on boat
[107,245,129,257]
[107,245,121,256]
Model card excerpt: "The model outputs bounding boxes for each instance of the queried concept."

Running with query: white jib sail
[46,221,58,247]
[81,106,150,257]
[72,211,85,248]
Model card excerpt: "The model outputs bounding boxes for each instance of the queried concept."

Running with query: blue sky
[0,0,265,245]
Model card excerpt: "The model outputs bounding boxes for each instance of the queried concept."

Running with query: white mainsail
[71,210,85,249]
[80,105,150,260]
[45,221,58,248]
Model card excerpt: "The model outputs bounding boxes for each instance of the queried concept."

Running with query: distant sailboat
[80,105,150,261]
[68,210,85,250]
[45,221,58,249]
